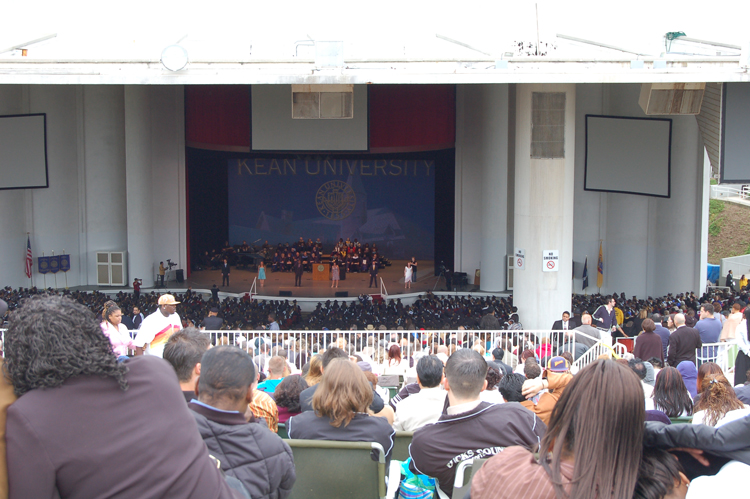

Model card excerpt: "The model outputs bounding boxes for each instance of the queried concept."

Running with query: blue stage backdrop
[228,158,435,259]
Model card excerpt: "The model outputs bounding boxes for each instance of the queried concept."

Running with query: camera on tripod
[166,259,177,271]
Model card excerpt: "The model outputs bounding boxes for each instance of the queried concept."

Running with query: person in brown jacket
[520,356,573,426]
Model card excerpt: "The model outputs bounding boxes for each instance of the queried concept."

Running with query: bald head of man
[673,313,686,327]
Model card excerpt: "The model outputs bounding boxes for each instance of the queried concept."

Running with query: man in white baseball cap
[134,294,182,358]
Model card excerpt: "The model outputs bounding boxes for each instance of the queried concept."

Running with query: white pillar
[513,84,576,329]
[479,85,509,292]
[124,86,155,287]
[82,85,128,285]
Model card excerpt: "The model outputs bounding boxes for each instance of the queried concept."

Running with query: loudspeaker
[335,291,348,297]
[176,269,184,283]
[279,290,292,297]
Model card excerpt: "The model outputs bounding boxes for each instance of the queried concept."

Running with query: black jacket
[667,326,702,366]
[644,416,750,479]
[190,402,296,499]
[409,401,546,497]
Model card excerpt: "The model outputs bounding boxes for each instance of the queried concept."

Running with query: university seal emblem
[316,180,356,220]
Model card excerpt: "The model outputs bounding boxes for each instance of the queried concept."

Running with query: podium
[313,264,329,281]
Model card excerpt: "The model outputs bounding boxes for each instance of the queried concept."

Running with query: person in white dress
[404,262,413,290]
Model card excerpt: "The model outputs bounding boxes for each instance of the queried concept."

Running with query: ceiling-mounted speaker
[639,83,705,115]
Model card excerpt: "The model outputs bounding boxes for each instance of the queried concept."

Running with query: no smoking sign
[542,250,559,272]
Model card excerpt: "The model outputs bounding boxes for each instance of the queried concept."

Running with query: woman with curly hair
[480,366,504,404]
[692,373,750,427]
[100,300,136,361]
[4,295,242,499]
[274,374,308,424]
[646,366,693,417]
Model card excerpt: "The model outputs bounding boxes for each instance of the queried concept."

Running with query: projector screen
[721,82,750,183]
[0,114,49,190]
[584,115,671,198]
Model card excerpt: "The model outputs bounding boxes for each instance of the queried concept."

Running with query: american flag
[25,235,32,278]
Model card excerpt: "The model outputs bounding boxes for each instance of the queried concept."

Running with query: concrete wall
[0,85,185,289]
[572,83,705,298]
[454,84,509,288]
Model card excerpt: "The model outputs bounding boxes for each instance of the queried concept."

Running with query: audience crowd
[2,290,750,499]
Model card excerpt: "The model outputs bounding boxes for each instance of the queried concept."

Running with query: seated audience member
[257,356,290,394]
[304,355,323,387]
[628,358,654,405]
[523,357,542,380]
[163,327,211,402]
[498,373,527,403]
[479,366,504,405]
[471,360,645,499]
[693,362,723,405]
[409,349,546,498]
[287,359,396,463]
[646,366,694,417]
[247,368,279,433]
[520,356,574,426]
[190,346,296,499]
[633,319,664,365]
[299,348,394,423]
[100,300,136,361]
[692,373,750,427]
[4,296,244,499]
[384,344,409,374]
[735,369,750,404]
[490,347,512,375]
[676,360,699,400]
[392,355,446,431]
[633,447,690,499]
[274,375,308,424]
[667,313,702,366]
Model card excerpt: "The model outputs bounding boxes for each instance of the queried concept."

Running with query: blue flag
[582,256,589,290]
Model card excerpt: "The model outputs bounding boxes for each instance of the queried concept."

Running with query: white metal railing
[710,184,750,200]
[696,342,739,373]
[379,277,388,298]
[249,277,257,296]
[0,327,626,372]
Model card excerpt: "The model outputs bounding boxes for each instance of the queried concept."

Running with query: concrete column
[513,84,576,329]
[479,85,508,291]
[82,86,128,284]
[125,86,155,287]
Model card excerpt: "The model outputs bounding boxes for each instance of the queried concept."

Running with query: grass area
[708,200,750,264]
[710,178,718,185]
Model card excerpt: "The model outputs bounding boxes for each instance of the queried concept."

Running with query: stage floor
[176,260,448,298]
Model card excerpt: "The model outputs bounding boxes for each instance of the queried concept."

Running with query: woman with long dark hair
[647,366,693,417]
[471,360,645,499]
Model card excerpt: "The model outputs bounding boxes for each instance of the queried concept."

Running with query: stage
[174,260,454,298]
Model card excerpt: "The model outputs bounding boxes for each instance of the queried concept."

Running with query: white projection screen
[0,113,49,190]
[584,115,671,198]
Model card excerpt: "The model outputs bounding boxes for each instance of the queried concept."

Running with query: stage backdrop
[228,158,435,258]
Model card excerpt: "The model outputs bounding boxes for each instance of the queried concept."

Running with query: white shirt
[687,461,750,498]
[479,388,505,405]
[692,405,750,427]
[133,310,182,358]
[392,386,447,432]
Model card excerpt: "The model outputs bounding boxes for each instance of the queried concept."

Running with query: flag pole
[52,250,57,289]
[63,249,68,289]
[42,252,46,289]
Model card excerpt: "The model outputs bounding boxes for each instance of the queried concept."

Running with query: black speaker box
[279,290,292,297]
[335,291,348,297]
